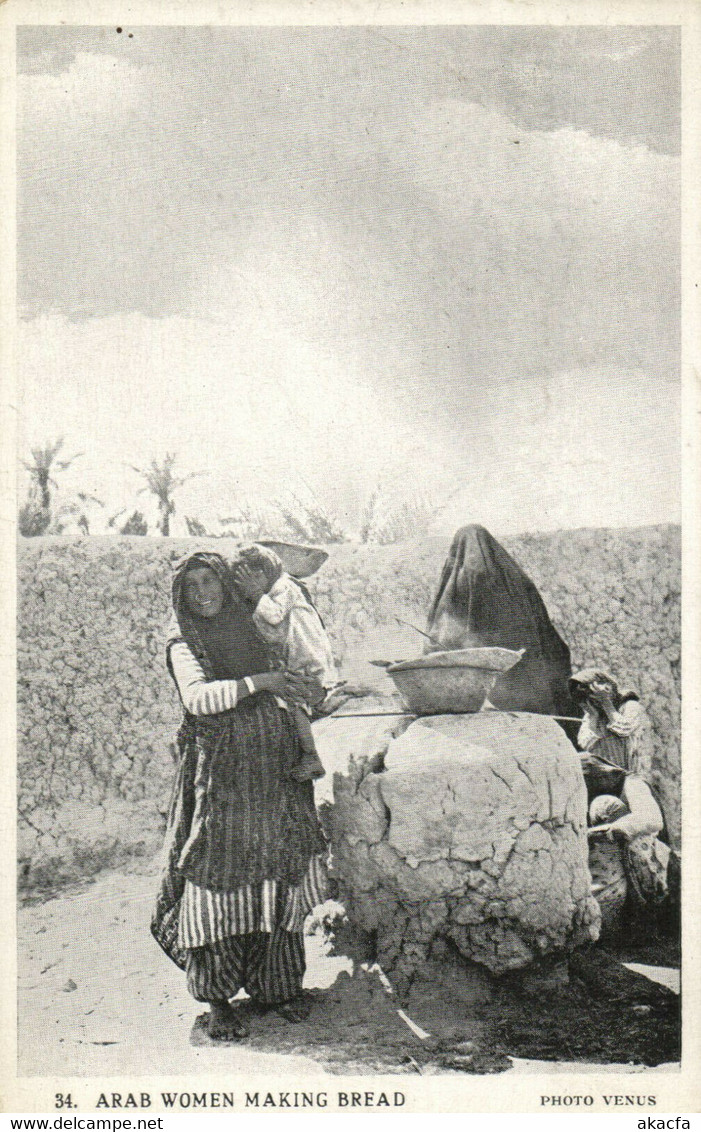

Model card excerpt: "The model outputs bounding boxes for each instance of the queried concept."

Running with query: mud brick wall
[17,525,680,888]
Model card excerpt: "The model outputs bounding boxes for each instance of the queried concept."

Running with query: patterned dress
[151,551,327,1006]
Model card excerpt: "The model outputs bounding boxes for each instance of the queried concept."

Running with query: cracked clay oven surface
[327,711,600,980]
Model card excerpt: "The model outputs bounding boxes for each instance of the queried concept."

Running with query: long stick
[392,615,437,643]
[325,711,414,718]
[326,711,583,722]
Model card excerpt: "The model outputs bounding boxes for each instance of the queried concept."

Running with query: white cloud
[19,52,141,122]
[430,367,680,536]
[18,316,679,538]
[16,39,680,538]
[385,98,676,238]
[17,312,454,533]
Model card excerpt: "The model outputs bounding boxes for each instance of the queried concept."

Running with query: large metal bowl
[386,647,524,715]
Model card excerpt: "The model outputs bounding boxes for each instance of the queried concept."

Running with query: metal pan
[385,647,524,715]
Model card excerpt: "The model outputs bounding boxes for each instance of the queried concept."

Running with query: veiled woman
[425,524,575,716]
[151,549,327,1041]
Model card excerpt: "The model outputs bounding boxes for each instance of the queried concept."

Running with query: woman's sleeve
[169,640,240,715]
[577,709,600,752]
[606,699,644,738]
[619,773,664,838]
[616,702,654,780]
[254,580,297,627]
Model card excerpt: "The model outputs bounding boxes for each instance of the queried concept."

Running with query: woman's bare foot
[206,1001,250,1041]
[275,995,311,1023]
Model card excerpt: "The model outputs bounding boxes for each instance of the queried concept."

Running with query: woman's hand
[248,671,324,707]
[589,682,617,721]
[606,814,642,842]
[251,672,289,698]
[283,673,325,708]
[588,819,634,843]
[619,774,664,839]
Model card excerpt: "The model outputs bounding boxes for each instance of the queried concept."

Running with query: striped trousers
[185,926,305,1005]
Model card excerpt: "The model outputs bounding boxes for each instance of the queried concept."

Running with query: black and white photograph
[3,1,699,1115]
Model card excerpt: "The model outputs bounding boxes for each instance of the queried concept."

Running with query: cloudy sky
[17,25,680,536]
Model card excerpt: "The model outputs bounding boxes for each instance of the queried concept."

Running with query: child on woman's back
[233,545,338,781]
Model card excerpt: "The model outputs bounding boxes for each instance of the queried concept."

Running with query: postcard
[1,0,699,1116]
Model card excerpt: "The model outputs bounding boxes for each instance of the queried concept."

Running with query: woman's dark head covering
[426,525,575,715]
[166,549,270,681]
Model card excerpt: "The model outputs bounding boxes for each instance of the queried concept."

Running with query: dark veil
[167,550,270,682]
[426,525,576,716]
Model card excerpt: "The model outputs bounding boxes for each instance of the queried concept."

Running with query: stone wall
[17,525,680,888]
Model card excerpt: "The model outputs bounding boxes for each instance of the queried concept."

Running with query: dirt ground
[18,864,680,1078]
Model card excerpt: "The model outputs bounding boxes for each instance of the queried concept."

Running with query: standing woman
[151,550,327,1041]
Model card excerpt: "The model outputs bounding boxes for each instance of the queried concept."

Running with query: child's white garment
[252,574,338,690]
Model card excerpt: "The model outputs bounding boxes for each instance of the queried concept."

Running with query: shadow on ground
[18,865,680,1077]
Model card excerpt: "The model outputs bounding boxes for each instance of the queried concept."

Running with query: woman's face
[183,566,225,619]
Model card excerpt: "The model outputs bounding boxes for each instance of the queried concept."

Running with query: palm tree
[185,516,218,537]
[107,508,149,535]
[51,491,104,535]
[18,497,51,537]
[120,511,149,536]
[22,439,81,510]
[19,438,82,537]
[131,454,202,536]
